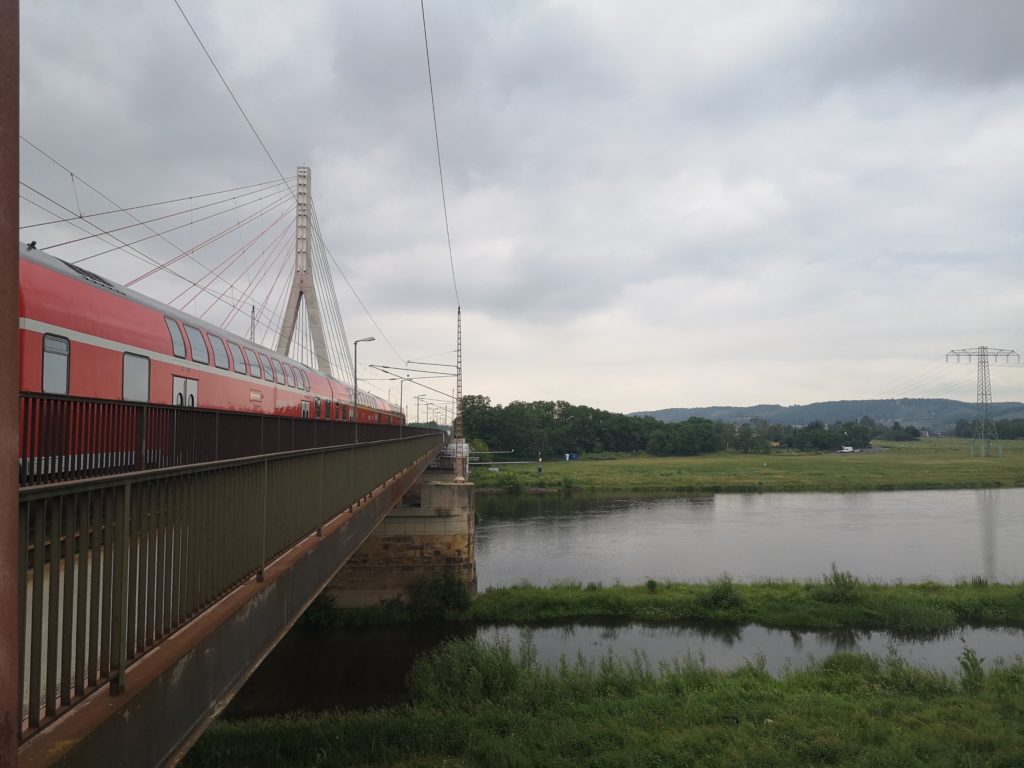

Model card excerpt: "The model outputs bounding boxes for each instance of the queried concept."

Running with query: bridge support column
[324,472,476,607]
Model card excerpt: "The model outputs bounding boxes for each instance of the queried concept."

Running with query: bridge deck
[16,433,442,767]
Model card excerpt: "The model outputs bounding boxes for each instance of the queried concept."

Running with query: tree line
[461,396,926,459]
[953,418,1024,440]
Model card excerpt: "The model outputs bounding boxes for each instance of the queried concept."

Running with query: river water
[476,488,1024,586]
[228,488,1024,716]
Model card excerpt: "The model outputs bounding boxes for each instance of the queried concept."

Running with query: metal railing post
[110,481,131,693]
[257,459,268,582]
[316,450,324,537]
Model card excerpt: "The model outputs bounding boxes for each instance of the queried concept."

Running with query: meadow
[470,438,1024,494]
[308,571,1024,634]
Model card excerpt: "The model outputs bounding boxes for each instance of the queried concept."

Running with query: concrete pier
[325,471,476,607]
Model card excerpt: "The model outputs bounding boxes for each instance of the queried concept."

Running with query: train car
[18,242,404,427]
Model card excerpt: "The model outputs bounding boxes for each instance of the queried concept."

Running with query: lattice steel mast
[946,345,1020,456]
[277,166,332,376]
[454,306,465,481]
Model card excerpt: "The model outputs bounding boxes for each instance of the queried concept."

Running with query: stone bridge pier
[325,470,476,606]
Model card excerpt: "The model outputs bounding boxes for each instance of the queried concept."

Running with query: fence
[19,393,435,486]
[17,432,441,743]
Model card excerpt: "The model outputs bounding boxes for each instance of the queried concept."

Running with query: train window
[299,369,309,391]
[183,324,209,365]
[335,401,342,421]
[244,348,261,378]
[283,364,294,388]
[122,353,150,402]
[165,317,186,358]
[204,335,227,370]
[257,352,274,382]
[42,334,70,395]
[227,341,247,374]
[271,359,285,385]
[301,401,310,418]
[290,365,302,389]
[208,334,229,370]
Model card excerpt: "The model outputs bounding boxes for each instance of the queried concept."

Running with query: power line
[173,0,295,198]
[419,0,460,309]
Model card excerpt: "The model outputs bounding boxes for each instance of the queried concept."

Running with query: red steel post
[0,0,20,763]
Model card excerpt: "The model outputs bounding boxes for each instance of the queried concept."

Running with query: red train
[18,242,404,426]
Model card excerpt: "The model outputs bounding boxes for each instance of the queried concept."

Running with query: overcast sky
[19,1,1024,414]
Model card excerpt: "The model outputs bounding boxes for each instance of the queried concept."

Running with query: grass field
[470,438,1024,494]
[312,573,1024,634]
[184,637,1024,767]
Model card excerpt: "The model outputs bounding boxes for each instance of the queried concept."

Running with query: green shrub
[697,574,744,611]
[958,646,985,693]
[498,471,523,492]
[408,571,471,619]
[813,562,863,604]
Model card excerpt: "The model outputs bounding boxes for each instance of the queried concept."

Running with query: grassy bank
[470,438,1024,494]
[312,573,1024,634]
[185,637,1024,767]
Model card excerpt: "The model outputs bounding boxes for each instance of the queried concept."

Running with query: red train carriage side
[18,243,404,461]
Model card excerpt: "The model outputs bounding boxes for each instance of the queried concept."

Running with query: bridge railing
[16,433,441,744]
[19,393,436,486]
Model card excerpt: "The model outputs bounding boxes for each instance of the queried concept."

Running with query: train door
[172,376,199,407]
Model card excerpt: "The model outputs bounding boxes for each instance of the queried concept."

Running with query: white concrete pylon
[276,166,332,376]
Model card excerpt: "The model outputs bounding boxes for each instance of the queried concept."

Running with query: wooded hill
[633,398,1024,434]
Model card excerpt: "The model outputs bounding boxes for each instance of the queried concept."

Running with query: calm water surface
[477,623,1024,677]
[476,488,1024,588]
[228,622,1024,717]
[229,488,1024,717]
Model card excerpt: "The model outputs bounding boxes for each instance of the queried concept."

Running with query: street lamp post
[353,336,375,443]
[399,375,409,437]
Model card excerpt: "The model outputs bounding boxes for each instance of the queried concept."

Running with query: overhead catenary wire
[173,0,295,200]
[419,0,460,309]
[40,179,292,252]
[20,135,298,295]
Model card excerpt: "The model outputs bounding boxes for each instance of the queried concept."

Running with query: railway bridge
[8,398,475,767]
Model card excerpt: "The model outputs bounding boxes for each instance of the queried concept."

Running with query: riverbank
[185,637,1024,767]
[310,573,1024,634]
[470,438,1024,494]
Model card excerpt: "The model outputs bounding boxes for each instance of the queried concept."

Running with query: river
[227,487,1024,716]
[476,487,1024,586]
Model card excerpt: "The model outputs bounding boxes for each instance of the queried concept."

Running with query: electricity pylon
[946,346,1020,456]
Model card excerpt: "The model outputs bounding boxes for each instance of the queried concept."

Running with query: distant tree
[734,423,769,453]
[954,419,974,438]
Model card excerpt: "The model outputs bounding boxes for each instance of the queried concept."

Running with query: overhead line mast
[946,345,1020,457]
[276,167,332,376]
